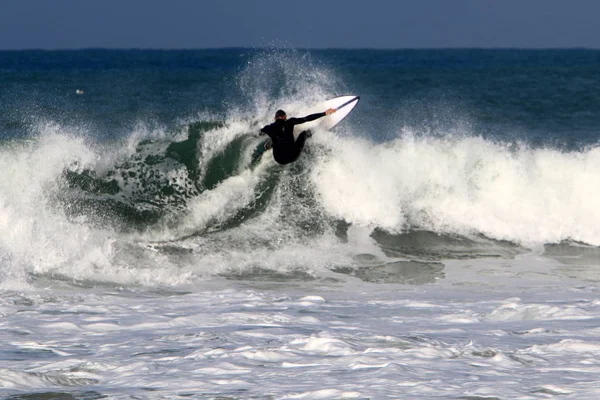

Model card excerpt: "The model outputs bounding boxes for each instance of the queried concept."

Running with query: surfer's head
[275,110,287,120]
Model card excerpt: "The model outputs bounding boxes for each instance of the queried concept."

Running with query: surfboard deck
[252,95,359,165]
[293,95,360,136]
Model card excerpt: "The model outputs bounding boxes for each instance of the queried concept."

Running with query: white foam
[299,336,354,356]
[279,389,362,399]
[0,126,146,288]
[2,283,600,398]
[484,302,591,321]
[312,132,600,246]
[527,339,600,354]
[404,345,461,360]
[42,322,81,331]
[536,385,573,395]
[0,369,50,389]
[298,295,325,303]
[193,363,251,376]
[176,171,259,237]
[238,350,295,363]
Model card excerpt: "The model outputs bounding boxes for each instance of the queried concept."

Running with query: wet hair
[275,110,286,119]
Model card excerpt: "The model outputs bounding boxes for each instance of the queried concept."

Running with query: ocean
[1,48,600,399]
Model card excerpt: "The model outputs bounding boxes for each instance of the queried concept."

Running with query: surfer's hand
[325,108,336,115]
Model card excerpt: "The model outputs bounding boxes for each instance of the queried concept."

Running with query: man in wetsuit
[259,108,336,165]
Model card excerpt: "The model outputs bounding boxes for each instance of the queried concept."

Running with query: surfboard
[292,95,360,135]
[252,95,360,165]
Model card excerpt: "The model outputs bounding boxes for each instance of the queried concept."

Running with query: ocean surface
[1,48,600,399]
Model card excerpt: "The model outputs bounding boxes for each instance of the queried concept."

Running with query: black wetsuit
[260,112,326,165]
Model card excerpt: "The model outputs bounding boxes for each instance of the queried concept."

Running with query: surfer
[260,108,336,165]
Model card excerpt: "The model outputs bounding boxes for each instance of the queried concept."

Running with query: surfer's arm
[288,112,326,126]
[289,108,336,126]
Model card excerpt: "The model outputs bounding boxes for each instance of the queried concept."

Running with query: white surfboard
[293,95,360,136]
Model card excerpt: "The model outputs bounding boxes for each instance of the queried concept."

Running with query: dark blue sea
[1,49,600,399]
[3,49,600,144]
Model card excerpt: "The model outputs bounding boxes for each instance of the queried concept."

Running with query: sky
[1,0,599,50]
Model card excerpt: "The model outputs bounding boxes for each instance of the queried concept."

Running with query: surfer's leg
[279,131,308,163]
[273,148,293,165]
[287,130,313,162]
[294,130,310,150]
[273,153,293,165]
[273,132,311,165]
[273,148,300,165]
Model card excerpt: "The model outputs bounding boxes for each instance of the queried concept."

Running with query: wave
[24,119,599,247]
[1,114,598,287]
[312,131,600,246]
[1,49,599,288]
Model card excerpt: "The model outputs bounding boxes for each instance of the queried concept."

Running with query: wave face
[1,49,599,287]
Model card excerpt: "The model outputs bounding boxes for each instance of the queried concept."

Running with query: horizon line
[0,46,599,52]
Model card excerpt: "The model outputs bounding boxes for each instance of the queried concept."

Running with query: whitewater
[1,49,600,399]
